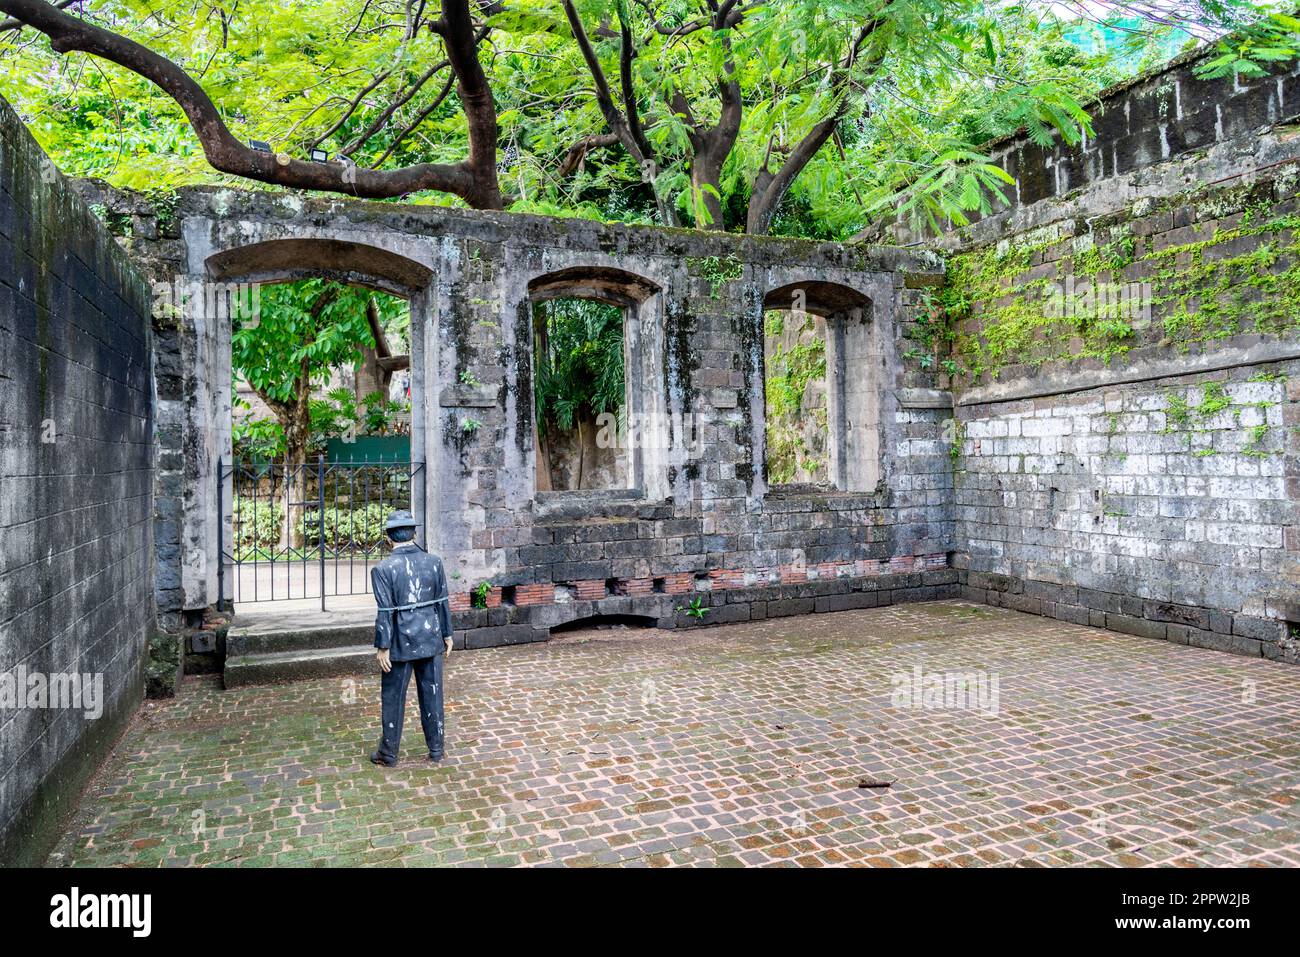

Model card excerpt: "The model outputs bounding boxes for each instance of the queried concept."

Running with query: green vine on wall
[1158,376,1282,459]
[942,175,1300,383]
[904,289,958,375]
[943,228,1142,380]
[687,254,743,298]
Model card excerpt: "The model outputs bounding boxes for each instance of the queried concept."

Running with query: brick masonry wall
[0,96,155,865]
[401,213,955,645]
[894,45,1300,250]
[945,163,1300,393]
[54,38,1300,668]
[72,181,189,626]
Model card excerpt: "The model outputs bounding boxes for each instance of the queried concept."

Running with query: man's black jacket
[371,544,452,662]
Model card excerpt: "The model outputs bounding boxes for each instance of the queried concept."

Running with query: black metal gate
[217,457,426,609]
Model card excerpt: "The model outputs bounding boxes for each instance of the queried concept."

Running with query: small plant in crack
[677,596,709,620]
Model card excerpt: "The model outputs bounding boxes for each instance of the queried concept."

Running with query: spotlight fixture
[310,149,329,163]
[249,139,271,152]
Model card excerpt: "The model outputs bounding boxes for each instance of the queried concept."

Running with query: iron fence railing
[217,457,425,609]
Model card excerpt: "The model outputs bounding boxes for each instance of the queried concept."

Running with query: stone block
[1105,614,1167,641]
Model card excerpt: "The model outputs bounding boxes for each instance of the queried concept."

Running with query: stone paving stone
[48,601,1300,868]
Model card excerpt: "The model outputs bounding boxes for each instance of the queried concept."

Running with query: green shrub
[232,416,286,461]
[232,498,283,559]
[298,503,393,553]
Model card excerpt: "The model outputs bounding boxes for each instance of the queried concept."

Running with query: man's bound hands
[376,648,392,673]
[445,637,454,656]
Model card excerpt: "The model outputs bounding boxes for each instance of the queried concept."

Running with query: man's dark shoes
[428,753,444,764]
[369,750,397,767]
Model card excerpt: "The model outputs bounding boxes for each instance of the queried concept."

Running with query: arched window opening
[527,267,661,498]
[226,277,417,606]
[764,307,830,488]
[532,297,629,492]
[761,281,877,494]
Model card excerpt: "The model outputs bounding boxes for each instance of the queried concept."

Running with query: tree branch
[617,9,653,161]
[559,132,619,177]
[631,0,756,37]
[0,0,502,207]
[0,0,76,32]
[372,71,457,167]
[431,0,502,208]
[562,0,674,224]
[309,67,396,150]
[562,0,644,163]
[746,17,884,234]
[340,56,451,157]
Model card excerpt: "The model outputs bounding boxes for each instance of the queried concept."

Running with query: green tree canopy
[234,278,406,464]
[1,1,1296,238]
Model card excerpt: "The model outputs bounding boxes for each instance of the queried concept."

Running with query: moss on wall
[941,168,1300,383]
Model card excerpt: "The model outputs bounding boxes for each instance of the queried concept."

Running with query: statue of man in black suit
[369,510,453,766]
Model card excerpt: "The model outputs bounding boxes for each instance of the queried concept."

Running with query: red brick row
[662,572,694,595]
[450,554,947,611]
[515,583,552,606]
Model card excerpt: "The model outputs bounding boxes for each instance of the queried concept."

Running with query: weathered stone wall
[939,49,1300,662]
[0,96,154,865]
[958,367,1297,660]
[54,39,1300,667]
[438,231,952,643]
[83,185,953,641]
[74,180,190,626]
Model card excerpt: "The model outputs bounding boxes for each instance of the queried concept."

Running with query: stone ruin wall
[9,27,1300,874]
[55,38,1300,665]
[84,186,953,645]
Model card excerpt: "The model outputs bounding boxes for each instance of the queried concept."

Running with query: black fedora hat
[384,509,420,531]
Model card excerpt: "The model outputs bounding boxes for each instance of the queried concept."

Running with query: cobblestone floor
[51,602,1300,867]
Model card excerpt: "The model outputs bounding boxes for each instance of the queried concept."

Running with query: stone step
[224,644,378,687]
[226,621,372,658]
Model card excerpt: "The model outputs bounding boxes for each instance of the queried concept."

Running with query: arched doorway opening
[195,239,435,612]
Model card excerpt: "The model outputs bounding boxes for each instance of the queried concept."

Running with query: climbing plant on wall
[941,177,1300,384]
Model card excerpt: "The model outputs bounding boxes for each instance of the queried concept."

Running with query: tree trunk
[279,358,313,550]
[687,76,741,230]
[535,426,553,492]
[576,416,587,489]
[691,156,727,230]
